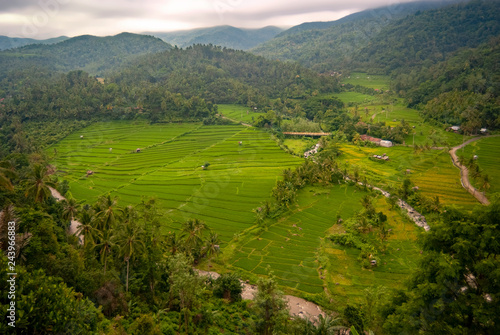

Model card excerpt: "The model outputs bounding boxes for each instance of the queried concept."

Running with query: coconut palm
[113,220,145,292]
[315,314,345,335]
[182,218,207,255]
[24,164,56,203]
[481,174,490,194]
[96,194,122,231]
[93,228,115,275]
[62,193,80,224]
[203,232,220,268]
[76,207,98,248]
[0,161,16,191]
[0,205,32,264]
[166,232,182,255]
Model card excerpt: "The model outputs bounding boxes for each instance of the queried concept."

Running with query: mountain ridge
[146,25,283,50]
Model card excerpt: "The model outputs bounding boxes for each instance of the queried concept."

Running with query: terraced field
[324,196,421,305]
[341,145,477,209]
[48,121,302,241]
[343,72,390,90]
[218,104,260,124]
[226,185,366,294]
[225,184,422,299]
[461,136,500,198]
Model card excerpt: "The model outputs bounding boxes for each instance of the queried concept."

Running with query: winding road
[448,135,500,205]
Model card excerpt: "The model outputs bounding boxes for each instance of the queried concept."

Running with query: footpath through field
[48,186,83,243]
[448,135,500,205]
[196,269,325,321]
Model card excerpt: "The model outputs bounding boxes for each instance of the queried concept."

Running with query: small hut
[80,135,84,139]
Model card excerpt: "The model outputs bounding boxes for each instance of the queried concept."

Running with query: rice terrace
[2,1,500,332]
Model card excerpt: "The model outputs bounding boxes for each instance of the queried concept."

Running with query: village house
[360,134,393,147]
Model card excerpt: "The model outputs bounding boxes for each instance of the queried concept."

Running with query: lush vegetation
[251,0,455,72]
[0,33,171,75]
[1,0,500,333]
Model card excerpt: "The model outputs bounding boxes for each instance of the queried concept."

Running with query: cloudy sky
[1,0,426,39]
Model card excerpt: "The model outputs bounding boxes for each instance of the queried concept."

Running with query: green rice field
[461,136,500,198]
[48,121,302,242]
[340,144,478,209]
[224,184,421,300]
[343,72,390,90]
[324,196,421,305]
[218,104,260,124]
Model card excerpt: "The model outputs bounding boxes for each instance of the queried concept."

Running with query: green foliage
[252,1,452,72]
[213,273,243,302]
[0,259,104,334]
[357,0,500,75]
[343,304,365,333]
[382,202,500,334]
[0,32,171,75]
[253,269,289,335]
[112,44,339,105]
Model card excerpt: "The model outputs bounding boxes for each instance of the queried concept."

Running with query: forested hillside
[0,33,171,75]
[111,44,339,105]
[150,25,283,50]
[0,35,68,51]
[354,0,500,74]
[1,1,500,333]
[251,0,458,72]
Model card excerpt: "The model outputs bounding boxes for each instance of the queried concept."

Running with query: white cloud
[0,0,432,38]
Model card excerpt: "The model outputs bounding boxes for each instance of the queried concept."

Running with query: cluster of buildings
[359,134,393,147]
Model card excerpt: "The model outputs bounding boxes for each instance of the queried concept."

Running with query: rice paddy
[339,145,478,209]
[461,136,500,198]
[48,121,302,242]
[224,184,422,300]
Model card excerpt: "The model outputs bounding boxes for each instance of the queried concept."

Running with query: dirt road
[448,135,500,205]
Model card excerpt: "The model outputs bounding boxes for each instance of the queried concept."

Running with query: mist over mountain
[0,32,171,75]
[147,25,283,50]
[251,0,465,72]
[0,35,68,51]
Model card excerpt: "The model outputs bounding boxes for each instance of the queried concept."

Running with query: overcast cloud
[0,0,428,39]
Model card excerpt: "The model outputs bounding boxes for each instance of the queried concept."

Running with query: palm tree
[1,205,32,265]
[96,195,122,231]
[315,314,345,335]
[203,232,220,268]
[481,174,490,194]
[76,207,98,248]
[93,228,115,275]
[24,164,56,203]
[62,193,80,224]
[113,220,145,292]
[166,232,182,255]
[0,161,16,191]
[182,218,207,255]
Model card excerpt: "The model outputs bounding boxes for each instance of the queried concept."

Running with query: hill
[111,44,339,105]
[0,35,68,51]
[354,0,500,74]
[251,0,460,72]
[278,0,458,37]
[0,32,172,75]
[148,25,283,50]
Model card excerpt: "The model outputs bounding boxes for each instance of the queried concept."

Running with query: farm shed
[380,140,393,147]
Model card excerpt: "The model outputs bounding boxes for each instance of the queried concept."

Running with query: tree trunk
[126,258,130,292]
[104,254,107,276]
